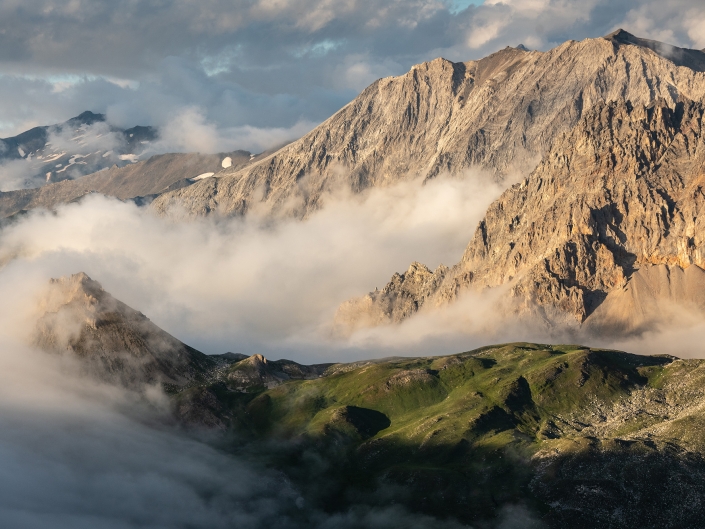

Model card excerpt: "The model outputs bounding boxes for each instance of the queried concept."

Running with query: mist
[0,263,493,528]
[0,172,509,363]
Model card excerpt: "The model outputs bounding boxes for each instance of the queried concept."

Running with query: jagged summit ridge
[604,28,705,71]
[35,272,217,385]
[153,32,705,219]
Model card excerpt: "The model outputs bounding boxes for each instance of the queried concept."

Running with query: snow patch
[43,153,65,163]
[190,172,215,181]
[17,147,25,157]
[221,157,232,168]
[119,154,139,163]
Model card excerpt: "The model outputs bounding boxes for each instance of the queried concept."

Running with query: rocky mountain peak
[152,31,705,220]
[67,110,106,126]
[243,353,268,369]
[35,272,216,386]
[604,28,705,71]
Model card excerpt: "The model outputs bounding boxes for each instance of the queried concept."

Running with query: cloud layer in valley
[2,168,704,364]
[0,172,507,362]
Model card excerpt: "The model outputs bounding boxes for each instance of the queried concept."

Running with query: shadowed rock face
[339,96,705,332]
[34,272,218,386]
[153,30,705,219]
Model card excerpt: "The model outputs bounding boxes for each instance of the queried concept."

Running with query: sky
[1,0,705,152]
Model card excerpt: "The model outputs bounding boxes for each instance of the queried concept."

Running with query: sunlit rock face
[339,67,705,333]
[154,30,705,219]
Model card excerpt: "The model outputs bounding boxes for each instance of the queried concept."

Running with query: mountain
[152,30,705,219]
[0,111,157,189]
[30,274,705,526]
[34,272,221,387]
[338,96,705,333]
[0,150,255,219]
[176,342,705,528]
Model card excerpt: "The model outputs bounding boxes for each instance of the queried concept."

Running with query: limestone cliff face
[35,272,217,386]
[153,30,705,219]
[339,97,705,331]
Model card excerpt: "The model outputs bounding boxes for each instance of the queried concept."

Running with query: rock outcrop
[153,30,705,219]
[35,272,218,386]
[225,353,331,391]
[340,96,705,331]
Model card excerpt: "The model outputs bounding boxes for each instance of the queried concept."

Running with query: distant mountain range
[0,111,157,187]
[0,150,256,220]
[33,272,705,528]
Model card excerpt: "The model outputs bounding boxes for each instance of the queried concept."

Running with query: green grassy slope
[175,343,705,528]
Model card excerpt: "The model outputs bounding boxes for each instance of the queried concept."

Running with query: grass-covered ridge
[174,342,705,528]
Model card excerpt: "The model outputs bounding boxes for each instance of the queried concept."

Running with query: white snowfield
[221,157,232,168]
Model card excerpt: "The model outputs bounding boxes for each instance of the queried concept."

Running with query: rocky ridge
[338,96,705,331]
[35,272,219,386]
[0,150,254,219]
[153,30,705,219]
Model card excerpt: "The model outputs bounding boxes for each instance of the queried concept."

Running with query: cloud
[0,171,506,363]
[3,166,704,363]
[147,106,316,154]
[0,266,301,528]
